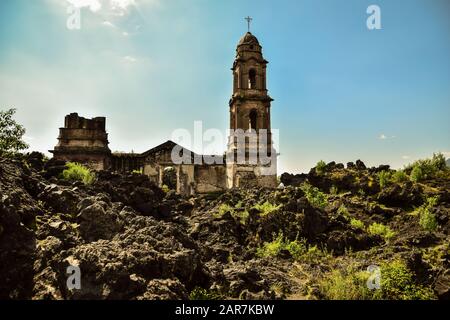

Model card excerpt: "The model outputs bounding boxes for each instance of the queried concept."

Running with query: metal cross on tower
[245,16,253,32]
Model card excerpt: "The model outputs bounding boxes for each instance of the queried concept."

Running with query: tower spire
[245,16,252,32]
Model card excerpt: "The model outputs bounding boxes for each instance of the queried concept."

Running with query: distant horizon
[1,0,449,173]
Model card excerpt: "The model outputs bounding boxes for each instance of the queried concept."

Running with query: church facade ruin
[50,32,277,195]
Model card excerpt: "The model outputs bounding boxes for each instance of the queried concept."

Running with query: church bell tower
[226,23,277,189]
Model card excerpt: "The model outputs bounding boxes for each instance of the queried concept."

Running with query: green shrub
[367,222,395,240]
[318,260,436,300]
[257,233,329,263]
[161,184,170,193]
[350,218,365,230]
[132,168,143,174]
[419,208,438,232]
[189,287,221,300]
[215,203,249,225]
[252,201,281,217]
[216,203,233,217]
[337,205,350,220]
[300,183,328,209]
[406,153,448,182]
[301,244,330,264]
[391,170,408,183]
[410,166,424,182]
[284,238,307,260]
[417,196,439,232]
[62,162,95,185]
[379,260,436,300]
[319,267,372,300]
[377,170,391,189]
[256,232,285,258]
[315,160,327,175]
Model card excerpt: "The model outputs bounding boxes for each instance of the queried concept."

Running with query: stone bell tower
[226,28,277,189]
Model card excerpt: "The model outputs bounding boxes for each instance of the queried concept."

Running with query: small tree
[0,108,29,156]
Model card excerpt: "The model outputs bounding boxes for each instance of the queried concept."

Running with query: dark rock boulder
[280,172,307,187]
[77,201,123,242]
[377,181,423,207]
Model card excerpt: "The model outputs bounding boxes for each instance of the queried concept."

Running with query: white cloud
[123,55,137,63]
[111,0,135,10]
[122,31,129,36]
[102,20,116,28]
[67,0,102,12]
[378,133,396,140]
[401,155,410,160]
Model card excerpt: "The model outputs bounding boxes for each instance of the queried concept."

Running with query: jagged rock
[325,230,378,255]
[377,181,423,207]
[138,279,188,300]
[43,158,66,179]
[78,201,123,242]
[355,160,367,170]
[25,152,45,172]
[38,184,81,216]
[280,172,307,187]
[1,155,448,300]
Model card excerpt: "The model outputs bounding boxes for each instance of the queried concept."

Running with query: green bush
[252,201,281,217]
[284,238,307,260]
[319,260,436,300]
[315,160,327,175]
[417,196,439,232]
[319,267,372,300]
[367,222,395,240]
[300,244,330,264]
[189,287,222,300]
[391,170,408,183]
[215,203,249,225]
[62,162,95,185]
[337,205,350,220]
[410,166,424,183]
[406,153,448,182]
[419,208,438,232]
[377,170,391,189]
[300,183,328,209]
[350,218,365,230]
[257,233,329,263]
[256,232,285,258]
[379,260,436,300]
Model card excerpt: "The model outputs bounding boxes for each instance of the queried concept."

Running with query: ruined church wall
[194,165,227,193]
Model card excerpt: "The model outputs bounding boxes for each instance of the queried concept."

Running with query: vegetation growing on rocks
[0,152,449,300]
[62,162,96,185]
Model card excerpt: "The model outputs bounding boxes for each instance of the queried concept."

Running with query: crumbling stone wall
[50,113,111,170]
[195,165,227,193]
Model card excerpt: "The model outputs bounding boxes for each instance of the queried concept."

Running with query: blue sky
[0,0,449,173]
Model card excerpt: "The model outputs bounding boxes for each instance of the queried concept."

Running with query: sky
[0,0,449,173]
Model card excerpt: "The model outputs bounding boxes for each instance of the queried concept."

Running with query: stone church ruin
[50,32,278,195]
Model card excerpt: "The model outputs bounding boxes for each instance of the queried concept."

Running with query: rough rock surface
[0,155,449,300]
